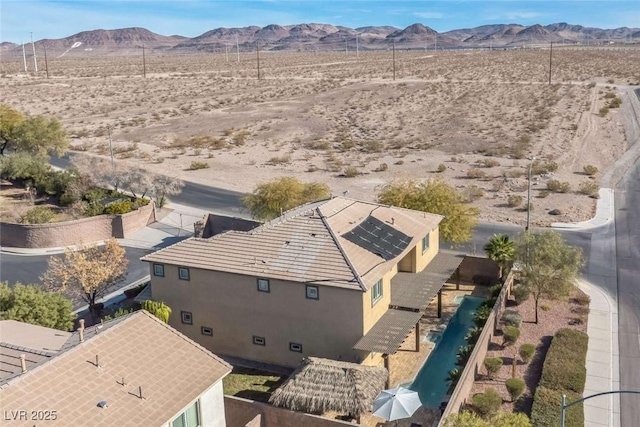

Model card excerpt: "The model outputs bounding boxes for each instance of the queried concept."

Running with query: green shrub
[467,168,487,179]
[547,180,571,193]
[456,344,475,366]
[84,201,105,217]
[84,188,107,203]
[571,305,590,316]
[104,200,134,215]
[343,166,360,177]
[20,206,56,224]
[583,165,598,176]
[537,190,550,198]
[539,329,588,393]
[507,194,523,207]
[472,388,502,418]
[572,293,590,306]
[489,284,503,298]
[502,310,522,328]
[483,357,503,379]
[505,378,525,402]
[437,163,447,173]
[512,284,530,305]
[502,326,520,347]
[531,387,583,427]
[59,192,76,207]
[474,305,492,327]
[579,181,599,196]
[448,368,462,386]
[188,161,209,170]
[519,343,535,364]
[465,326,482,345]
[463,185,485,202]
[531,159,558,175]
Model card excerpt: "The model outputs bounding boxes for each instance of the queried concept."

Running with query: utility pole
[256,41,261,80]
[392,40,396,81]
[30,32,38,73]
[225,45,229,62]
[548,41,553,85]
[236,35,240,62]
[22,41,28,72]
[107,126,115,173]
[43,46,49,78]
[526,156,536,231]
[142,45,146,78]
[434,34,437,51]
[355,34,359,57]
[345,38,348,55]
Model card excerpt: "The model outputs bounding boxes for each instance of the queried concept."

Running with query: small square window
[153,263,164,277]
[179,267,190,281]
[306,285,319,300]
[253,336,265,346]
[201,326,213,336]
[372,279,383,306]
[289,342,303,353]
[181,311,193,325]
[257,278,270,292]
[422,233,430,255]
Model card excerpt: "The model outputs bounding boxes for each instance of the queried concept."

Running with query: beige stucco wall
[416,227,440,272]
[150,266,366,367]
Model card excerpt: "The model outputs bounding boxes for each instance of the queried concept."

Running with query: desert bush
[104,200,134,215]
[467,168,487,179]
[571,305,590,316]
[305,139,330,150]
[84,201,105,217]
[502,310,522,328]
[583,165,598,176]
[519,343,536,364]
[436,163,447,173]
[537,190,550,198]
[539,329,588,393]
[477,158,500,168]
[572,293,590,306]
[505,378,525,402]
[20,206,56,224]
[362,139,383,153]
[599,106,609,117]
[83,188,107,203]
[343,166,360,177]
[502,326,520,347]
[546,180,570,193]
[374,163,388,172]
[532,159,558,175]
[472,388,502,418]
[483,357,503,379]
[59,193,76,207]
[188,161,209,170]
[540,303,551,311]
[579,181,599,196]
[233,130,250,146]
[507,194,523,207]
[267,155,291,165]
[531,387,583,427]
[512,284,530,305]
[489,283,503,299]
[463,185,485,202]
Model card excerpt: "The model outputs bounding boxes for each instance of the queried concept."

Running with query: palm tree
[484,234,515,280]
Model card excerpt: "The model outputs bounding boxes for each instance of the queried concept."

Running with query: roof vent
[20,354,27,373]
[97,401,107,408]
[78,319,85,342]
[391,217,395,225]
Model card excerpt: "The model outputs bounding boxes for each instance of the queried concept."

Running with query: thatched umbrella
[269,357,388,420]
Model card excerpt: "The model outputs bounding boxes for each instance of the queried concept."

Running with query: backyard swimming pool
[409,295,485,408]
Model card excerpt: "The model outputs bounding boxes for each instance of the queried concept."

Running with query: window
[153,263,165,277]
[171,400,200,427]
[422,233,430,254]
[306,285,319,300]
[179,267,190,281]
[289,342,303,353]
[372,279,383,306]
[253,336,266,346]
[257,278,270,292]
[181,311,193,325]
[201,326,213,336]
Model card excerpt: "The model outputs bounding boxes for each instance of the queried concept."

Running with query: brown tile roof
[0,311,231,427]
[142,197,442,290]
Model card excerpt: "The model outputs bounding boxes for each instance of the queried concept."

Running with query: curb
[550,188,614,230]
[73,275,151,315]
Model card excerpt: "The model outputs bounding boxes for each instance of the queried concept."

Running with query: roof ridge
[318,206,367,292]
[0,342,57,357]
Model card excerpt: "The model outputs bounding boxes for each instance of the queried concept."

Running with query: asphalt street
[615,156,640,427]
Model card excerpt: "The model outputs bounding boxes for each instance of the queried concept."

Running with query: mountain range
[2,22,638,56]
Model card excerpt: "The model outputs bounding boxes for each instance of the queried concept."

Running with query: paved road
[0,247,152,288]
[616,155,640,426]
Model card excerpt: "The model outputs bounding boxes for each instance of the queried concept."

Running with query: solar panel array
[342,216,412,261]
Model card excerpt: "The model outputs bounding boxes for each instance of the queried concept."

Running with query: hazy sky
[2,0,639,43]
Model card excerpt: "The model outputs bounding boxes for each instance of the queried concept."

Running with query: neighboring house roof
[0,311,232,427]
[269,357,388,416]
[201,213,261,238]
[0,320,71,381]
[142,197,442,290]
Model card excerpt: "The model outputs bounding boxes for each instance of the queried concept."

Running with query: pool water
[409,295,485,408]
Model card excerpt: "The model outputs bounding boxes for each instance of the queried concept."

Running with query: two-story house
[142,197,462,370]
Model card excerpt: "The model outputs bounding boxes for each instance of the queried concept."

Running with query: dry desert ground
[1,48,639,226]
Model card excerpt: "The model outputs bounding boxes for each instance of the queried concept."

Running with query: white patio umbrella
[372,386,422,422]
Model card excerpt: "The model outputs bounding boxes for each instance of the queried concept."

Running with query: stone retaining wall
[0,203,155,248]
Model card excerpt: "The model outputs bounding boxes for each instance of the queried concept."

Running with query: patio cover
[353,309,423,354]
[390,252,465,311]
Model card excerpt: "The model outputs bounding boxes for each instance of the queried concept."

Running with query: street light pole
[526,156,536,232]
[561,390,640,427]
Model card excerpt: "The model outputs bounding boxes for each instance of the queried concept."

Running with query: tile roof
[142,197,442,290]
[0,311,231,427]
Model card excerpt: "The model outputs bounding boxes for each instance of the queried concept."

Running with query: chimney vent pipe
[20,354,27,373]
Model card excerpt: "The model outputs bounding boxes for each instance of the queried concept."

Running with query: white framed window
[306,285,319,300]
[289,342,303,353]
[257,278,270,292]
[153,263,164,277]
[372,279,383,306]
[171,400,200,427]
[179,267,190,281]
[201,326,213,336]
[181,311,193,325]
[422,233,430,254]
[253,336,266,346]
